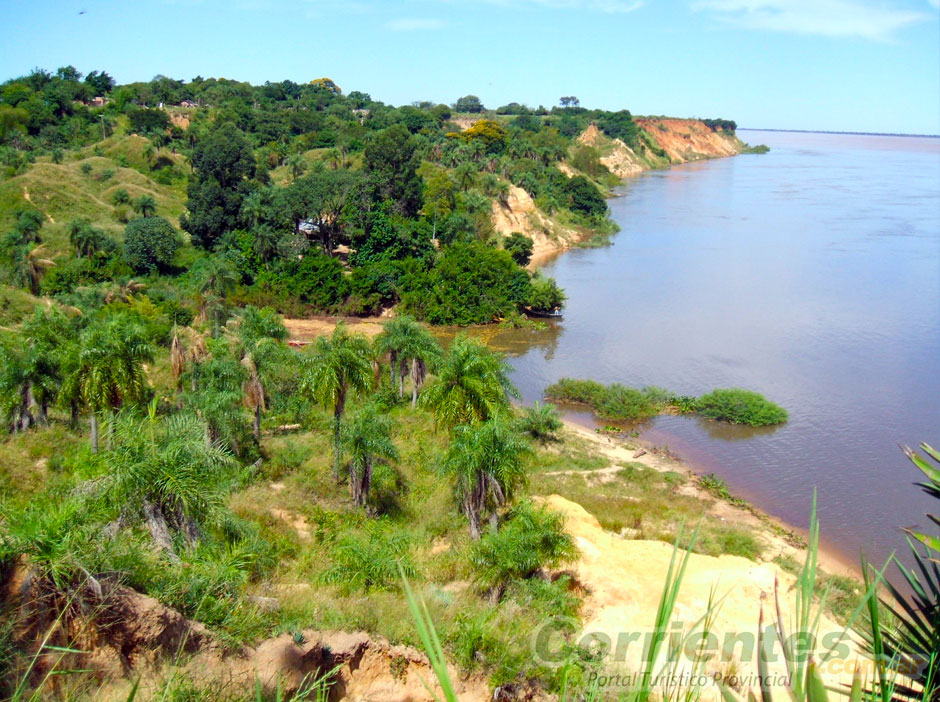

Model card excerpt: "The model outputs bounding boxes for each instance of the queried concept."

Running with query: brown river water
[486,130,940,571]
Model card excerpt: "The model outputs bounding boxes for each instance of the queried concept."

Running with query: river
[500,129,940,570]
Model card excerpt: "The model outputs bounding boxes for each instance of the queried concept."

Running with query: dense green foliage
[546,378,788,426]
[123,216,180,273]
[0,65,707,326]
[695,388,788,426]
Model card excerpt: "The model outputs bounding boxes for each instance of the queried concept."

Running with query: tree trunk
[253,405,261,442]
[389,352,397,389]
[90,413,99,454]
[142,501,179,561]
[410,358,419,408]
[332,408,343,481]
[361,458,373,508]
[70,401,79,429]
[467,506,482,540]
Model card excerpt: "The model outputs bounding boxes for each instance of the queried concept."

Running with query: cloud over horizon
[694,0,930,40]
[386,17,447,30]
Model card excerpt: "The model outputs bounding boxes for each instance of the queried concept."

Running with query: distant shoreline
[740,127,940,139]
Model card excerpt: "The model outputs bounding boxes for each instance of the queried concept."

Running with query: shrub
[111,188,130,205]
[694,388,788,426]
[320,523,415,593]
[561,175,606,218]
[544,378,660,422]
[503,232,533,266]
[517,402,562,443]
[79,162,92,175]
[123,216,181,274]
[469,501,578,600]
[256,253,349,311]
[526,273,565,313]
[404,242,531,325]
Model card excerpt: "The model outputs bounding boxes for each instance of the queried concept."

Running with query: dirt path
[283,316,386,342]
[22,187,55,223]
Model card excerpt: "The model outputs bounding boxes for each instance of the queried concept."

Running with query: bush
[544,378,661,422]
[320,523,415,594]
[503,232,533,266]
[256,253,349,311]
[694,388,788,426]
[469,501,577,599]
[404,242,532,325]
[111,188,130,205]
[123,216,181,274]
[517,402,562,443]
[562,176,606,218]
[526,273,565,312]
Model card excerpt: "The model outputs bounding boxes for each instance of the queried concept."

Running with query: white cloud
[928,0,939,10]
[386,17,447,30]
[476,0,643,11]
[693,0,930,39]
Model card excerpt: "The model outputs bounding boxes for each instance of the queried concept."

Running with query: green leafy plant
[695,389,787,427]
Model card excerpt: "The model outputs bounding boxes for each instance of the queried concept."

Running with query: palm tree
[241,354,265,441]
[419,335,518,431]
[859,442,940,701]
[104,407,235,556]
[132,194,158,218]
[9,244,56,295]
[443,418,531,538]
[286,153,307,181]
[68,218,105,258]
[301,323,373,479]
[194,257,238,334]
[342,404,399,509]
[231,306,289,442]
[62,315,155,452]
[376,316,442,404]
[325,148,343,170]
[240,189,267,228]
[398,323,442,408]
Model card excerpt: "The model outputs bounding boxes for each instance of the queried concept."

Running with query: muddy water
[495,130,940,569]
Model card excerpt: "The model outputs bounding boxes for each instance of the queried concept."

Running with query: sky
[2,0,939,134]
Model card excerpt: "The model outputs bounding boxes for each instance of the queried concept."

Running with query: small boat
[524,308,563,319]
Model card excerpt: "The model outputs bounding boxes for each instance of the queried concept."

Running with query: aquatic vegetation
[545,378,788,426]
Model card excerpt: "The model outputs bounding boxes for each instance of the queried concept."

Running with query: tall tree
[419,335,517,430]
[62,315,155,452]
[230,306,288,441]
[132,194,158,218]
[181,122,255,248]
[301,323,373,479]
[362,124,423,218]
[342,404,399,509]
[444,418,530,538]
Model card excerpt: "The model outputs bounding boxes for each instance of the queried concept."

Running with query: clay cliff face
[635,118,744,162]
[491,119,746,257]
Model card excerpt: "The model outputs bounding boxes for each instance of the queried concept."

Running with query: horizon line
[739,127,940,139]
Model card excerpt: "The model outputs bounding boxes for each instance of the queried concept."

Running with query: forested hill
[0,68,741,326]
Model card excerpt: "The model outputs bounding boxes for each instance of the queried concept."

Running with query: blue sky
[3,0,938,134]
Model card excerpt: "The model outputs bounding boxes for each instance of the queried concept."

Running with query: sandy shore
[558,418,860,579]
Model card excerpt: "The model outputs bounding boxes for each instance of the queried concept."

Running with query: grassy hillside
[0,140,185,256]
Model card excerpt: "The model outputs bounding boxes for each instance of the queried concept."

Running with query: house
[88,96,106,107]
[180,99,197,108]
[297,219,319,236]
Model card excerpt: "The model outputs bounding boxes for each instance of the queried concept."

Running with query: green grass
[0,138,186,257]
[545,378,788,427]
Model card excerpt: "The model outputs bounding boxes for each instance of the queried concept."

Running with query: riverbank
[281,315,857,581]
[558,418,859,580]
[492,119,750,262]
